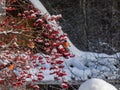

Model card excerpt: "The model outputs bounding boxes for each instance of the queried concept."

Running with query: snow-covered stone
[79,78,117,90]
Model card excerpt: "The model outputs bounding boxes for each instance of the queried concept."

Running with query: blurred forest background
[41,0,120,55]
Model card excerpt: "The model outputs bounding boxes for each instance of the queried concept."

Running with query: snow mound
[79,78,117,90]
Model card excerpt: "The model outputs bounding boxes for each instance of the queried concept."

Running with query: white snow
[29,0,49,15]
[64,50,119,80]
[79,78,117,90]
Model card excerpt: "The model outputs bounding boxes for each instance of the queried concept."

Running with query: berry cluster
[0,0,74,89]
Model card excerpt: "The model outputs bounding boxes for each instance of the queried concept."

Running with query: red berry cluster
[0,0,75,89]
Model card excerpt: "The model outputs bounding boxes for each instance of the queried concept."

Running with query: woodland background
[41,0,120,54]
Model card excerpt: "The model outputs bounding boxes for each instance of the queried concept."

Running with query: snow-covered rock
[79,78,117,90]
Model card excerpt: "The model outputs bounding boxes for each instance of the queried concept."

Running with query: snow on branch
[0,30,22,34]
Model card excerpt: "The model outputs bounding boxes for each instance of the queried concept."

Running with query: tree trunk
[82,0,89,50]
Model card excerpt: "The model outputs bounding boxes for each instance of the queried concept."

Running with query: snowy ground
[42,50,120,81]
[41,41,120,81]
